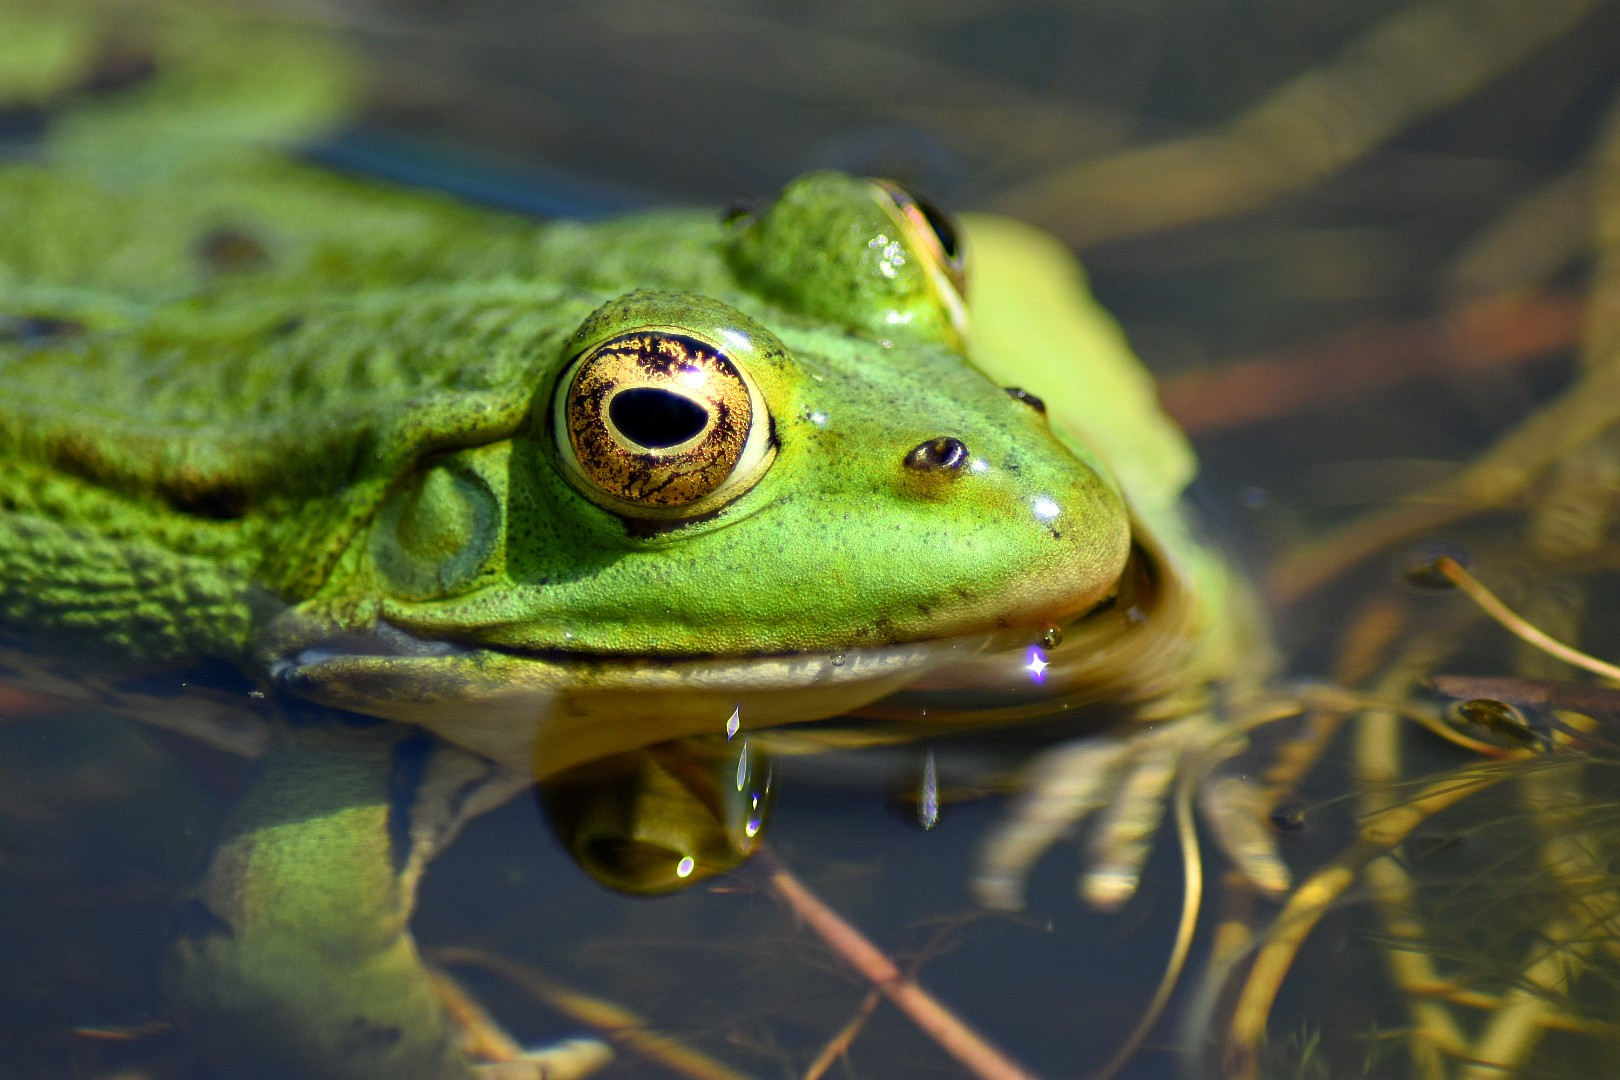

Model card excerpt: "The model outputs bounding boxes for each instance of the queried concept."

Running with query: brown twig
[760,849,1042,1080]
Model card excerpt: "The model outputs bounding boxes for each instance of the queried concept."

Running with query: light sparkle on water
[725,707,740,740]
[918,748,939,830]
[1025,648,1049,683]
[1032,497,1061,521]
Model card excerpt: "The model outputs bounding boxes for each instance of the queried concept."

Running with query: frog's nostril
[903,437,970,473]
[1004,387,1046,414]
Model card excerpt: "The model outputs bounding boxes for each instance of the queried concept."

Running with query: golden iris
[562,331,754,508]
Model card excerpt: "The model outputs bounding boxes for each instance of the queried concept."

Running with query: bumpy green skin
[0,5,1234,1078]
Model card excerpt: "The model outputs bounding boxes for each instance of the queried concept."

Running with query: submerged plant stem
[760,849,1042,1080]
[1433,556,1620,683]
[1224,767,1507,1080]
[432,948,751,1080]
[802,989,882,1080]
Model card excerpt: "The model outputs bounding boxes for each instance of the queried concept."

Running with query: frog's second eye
[556,330,774,518]
[873,180,967,297]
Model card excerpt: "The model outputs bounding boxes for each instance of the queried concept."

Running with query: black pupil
[609,387,709,449]
[911,192,961,262]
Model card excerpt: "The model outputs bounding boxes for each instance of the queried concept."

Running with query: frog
[0,3,1282,1077]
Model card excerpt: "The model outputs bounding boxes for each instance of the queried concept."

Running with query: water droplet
[830,653,847,667]
[725,707,740,740]
[1039,625,1063,650]
[918,749,939,830]
[675,856,696,878]
[735,740,750,791]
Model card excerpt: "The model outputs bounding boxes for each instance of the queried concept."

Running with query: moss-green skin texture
[0,5,1238,1078]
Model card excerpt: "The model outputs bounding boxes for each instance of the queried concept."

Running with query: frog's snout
[902,436,970,474]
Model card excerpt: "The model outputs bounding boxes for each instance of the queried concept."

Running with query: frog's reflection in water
[538,736,773,895]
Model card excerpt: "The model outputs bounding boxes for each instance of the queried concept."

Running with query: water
[6,1,1620,1077]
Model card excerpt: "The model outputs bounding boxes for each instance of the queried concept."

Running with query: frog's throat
[254,605,1113,778]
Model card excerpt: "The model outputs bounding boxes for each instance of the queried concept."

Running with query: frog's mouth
[257,611,1022,776]
[254,545,1172,778]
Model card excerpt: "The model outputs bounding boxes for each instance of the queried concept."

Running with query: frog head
[262,172,1132,778]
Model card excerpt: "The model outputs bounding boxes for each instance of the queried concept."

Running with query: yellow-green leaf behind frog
[0,4,1278,1077]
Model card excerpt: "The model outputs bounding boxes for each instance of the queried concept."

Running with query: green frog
[0,4,1278,1077]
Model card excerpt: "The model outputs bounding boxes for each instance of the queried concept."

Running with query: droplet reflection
[918,748,939,830]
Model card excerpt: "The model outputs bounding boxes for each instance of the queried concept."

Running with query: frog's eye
[554,329,775,518]
[726,172,968,344]
[872,180,967,298]
[371,458,500,600]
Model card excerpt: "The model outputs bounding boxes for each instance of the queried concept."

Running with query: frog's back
[0,6,612,660]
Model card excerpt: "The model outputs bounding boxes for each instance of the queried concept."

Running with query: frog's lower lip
[265,615,982,697]
[259,616,994,775]
[255,582,1125,776]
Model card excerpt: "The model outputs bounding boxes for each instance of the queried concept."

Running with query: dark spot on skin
[197,227,271,272]
[1004,387,1046,414]
[170,899,234,942]
[165,480,249,521]
[271,316,304,338]
[903,437,969,473]
[76,45,159,96]
[0,106,49,145]
[0,315,84,344]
